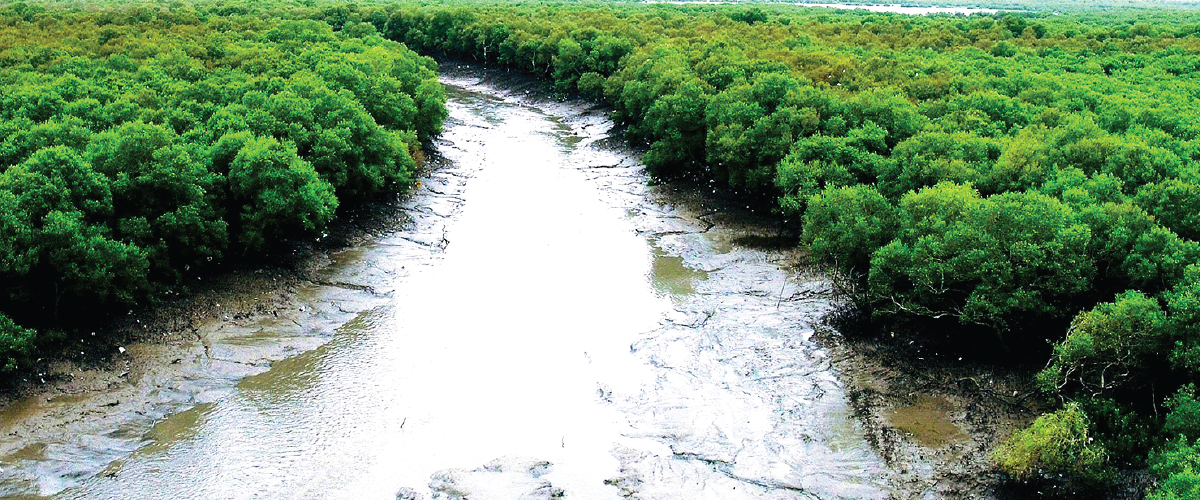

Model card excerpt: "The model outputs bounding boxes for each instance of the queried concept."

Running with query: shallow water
[0,74,895,499]
[888,395,966,448]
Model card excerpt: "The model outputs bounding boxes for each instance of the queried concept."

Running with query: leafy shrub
[0,313,36,373]
[879,130,1001,199]
[991,41,1018,58]
[1149,438,1200,500]
[228,137,338,252]
[1165,266,1200,372]
[994,403,1109,484]
[868,184,1094,337]
[1136,179,1200,241]
[1165,385,1200,442]
[577,72,607,100]
[1075,397,1157,467]
[775,129,890,215]
[1038,291,1167,396]
[801,184,897,274]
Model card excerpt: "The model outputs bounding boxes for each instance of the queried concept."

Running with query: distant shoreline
[640,0,1200,14]
[643,0,1006,14]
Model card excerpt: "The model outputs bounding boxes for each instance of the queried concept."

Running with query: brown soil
[813,319,1042,499]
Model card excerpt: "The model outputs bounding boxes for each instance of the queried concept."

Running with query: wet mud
[820,326,1039,499]
[0,65,1030,500]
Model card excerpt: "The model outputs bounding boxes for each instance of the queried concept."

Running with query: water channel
[0,73,894,499]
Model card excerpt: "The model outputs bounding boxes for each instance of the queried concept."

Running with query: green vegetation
[993,402,1110,484]
[8,0,1200,496]
[0,2,445,376]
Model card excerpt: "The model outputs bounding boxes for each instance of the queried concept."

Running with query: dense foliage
[993,402,1109,484]
[340,0,1200,495]
[0,2,445,374]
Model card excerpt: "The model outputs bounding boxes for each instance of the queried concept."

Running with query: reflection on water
[0,398,42,435]
[649,242,708,297]
[888,395,967,448]
[137,403,214,456]
[2,445,48,465]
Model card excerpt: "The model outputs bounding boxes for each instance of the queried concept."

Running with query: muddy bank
[814,324,1040,499]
